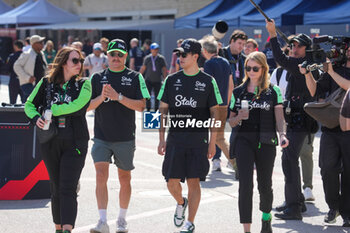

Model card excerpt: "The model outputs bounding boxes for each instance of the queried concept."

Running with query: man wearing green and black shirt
[88,39,150,233]
[157,38,222,233]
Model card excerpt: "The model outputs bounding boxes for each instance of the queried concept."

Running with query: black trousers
[145,80,161,111]
[235,133,276,223]
[8,77,24,104]
[319,130,350,218]
[40,137,87,227]
[281,126,307,210]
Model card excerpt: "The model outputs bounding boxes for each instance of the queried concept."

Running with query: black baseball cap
[173,38,202,55]
[290,34,312,48]
[107,39,127,54]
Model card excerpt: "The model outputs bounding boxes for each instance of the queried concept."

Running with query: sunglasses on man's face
[176,52,188,58]
[245,66,261,72]
[109,51,124,58]
[71,58,84,65]
[234,35,248,41]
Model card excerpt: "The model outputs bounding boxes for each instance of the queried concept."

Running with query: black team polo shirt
[91,68,150,142]
[158,70,223,148]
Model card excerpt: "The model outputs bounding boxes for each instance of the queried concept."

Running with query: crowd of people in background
[0,21,349,233]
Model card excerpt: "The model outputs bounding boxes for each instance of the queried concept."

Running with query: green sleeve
[157,77,168,101]
[51,80,92,116]
[229,94,236,110]
[138,73,150,99]
[273,85,283,104]
[24,78,44,119]
[211,78,223,105]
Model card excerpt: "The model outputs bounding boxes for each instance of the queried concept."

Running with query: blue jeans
[213,146,222,160]
[20,83,34,102]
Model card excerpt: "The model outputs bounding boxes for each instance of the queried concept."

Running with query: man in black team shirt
[88,39,150,233]
[157,38,222,233]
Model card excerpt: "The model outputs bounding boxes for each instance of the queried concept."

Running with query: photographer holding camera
[299,48,350,226]
[266,19,319,220]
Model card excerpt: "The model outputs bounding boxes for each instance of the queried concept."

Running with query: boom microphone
[249,0,289,44]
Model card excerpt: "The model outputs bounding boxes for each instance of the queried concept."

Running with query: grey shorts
[91,138,136,171]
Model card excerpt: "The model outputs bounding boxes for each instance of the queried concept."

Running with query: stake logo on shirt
[52,93,72,104]
[235,98,271,111]
[175,95,197,108]
[194,81,206,91]
[121,76,132,85]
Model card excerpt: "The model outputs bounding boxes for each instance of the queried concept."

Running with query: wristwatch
[118,93,123,101]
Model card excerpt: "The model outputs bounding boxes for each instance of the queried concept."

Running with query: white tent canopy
[0,0,79,25]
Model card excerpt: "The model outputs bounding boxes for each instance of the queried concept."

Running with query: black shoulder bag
[304,87,346,129]
[36,80,58,143]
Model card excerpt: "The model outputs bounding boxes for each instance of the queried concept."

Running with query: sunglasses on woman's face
[109,51,124,58]
[176,52,188,58]
[71,58,84,65]
[245,66,261,72]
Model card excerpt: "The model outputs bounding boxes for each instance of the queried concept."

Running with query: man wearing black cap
[266,19,319,220]
[157,38,222,233]
[88,39,150,233]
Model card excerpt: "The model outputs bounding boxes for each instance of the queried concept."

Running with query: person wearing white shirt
[84,42,108,75]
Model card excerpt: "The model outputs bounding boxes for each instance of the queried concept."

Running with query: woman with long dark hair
[25,47,91,233]
[229,51,289,233]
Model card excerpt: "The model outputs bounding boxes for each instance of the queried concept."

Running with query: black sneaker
[324,209,339,224]
[275,208,302,220]
[275,202,306,213]
[275,202,287,212]
[261,219,272,233]
[343,217,350,227]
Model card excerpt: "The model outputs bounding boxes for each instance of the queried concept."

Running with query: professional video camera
[303,35,350,71]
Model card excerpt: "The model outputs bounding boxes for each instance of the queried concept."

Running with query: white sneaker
[212,159,221,171]
[226,161,234,170]
[304,187,315,201]
[180,221,195,233]
[116,218,128,233]
[174,197,188,227]
[90,220,110,233]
